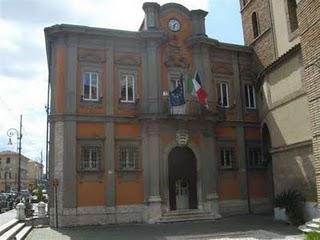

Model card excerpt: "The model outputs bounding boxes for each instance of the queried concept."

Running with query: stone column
[146,121,161,223]
[190,10,208,37]
[201,124,220,218]
[142,2,160,31]
[63,36,78,210]
[233,52,249,212]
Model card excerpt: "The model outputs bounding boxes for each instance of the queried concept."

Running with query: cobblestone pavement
[0,209,16,227]
[26,214,303,240]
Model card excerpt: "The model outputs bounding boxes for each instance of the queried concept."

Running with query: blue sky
[207,0,243,44]
[0,0,243,166]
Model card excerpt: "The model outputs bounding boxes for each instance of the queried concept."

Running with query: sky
[0,0,243,169]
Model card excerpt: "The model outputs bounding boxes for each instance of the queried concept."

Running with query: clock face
[168,19,181,32]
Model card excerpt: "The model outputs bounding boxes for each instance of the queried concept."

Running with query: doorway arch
[168,146,198,210]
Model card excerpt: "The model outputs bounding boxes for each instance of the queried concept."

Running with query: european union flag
[169,74,185,106]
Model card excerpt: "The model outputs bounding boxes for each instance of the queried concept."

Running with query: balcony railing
[135,98,219,117]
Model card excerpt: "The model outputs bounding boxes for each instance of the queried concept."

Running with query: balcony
[135,98,221,121]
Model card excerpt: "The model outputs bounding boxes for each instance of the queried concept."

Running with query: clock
[168,19,181,32]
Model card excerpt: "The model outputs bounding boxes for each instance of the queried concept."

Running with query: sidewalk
[26,214,304,240]
[0,209,16,227]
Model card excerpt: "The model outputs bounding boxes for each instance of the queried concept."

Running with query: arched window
[287,0,298,32]
[252,12,259,38]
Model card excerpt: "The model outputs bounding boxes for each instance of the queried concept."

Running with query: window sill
[78,169,103,173]
[219,167,238,172]
[116,169,142,173]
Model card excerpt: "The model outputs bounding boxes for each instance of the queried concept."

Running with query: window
[119,145,139,170]
[252,12,259,38]
[287,0,298,32]
[242,0,246,7]
[80,145,101,171]
[120,74,135,103]
[248,148,264,168]
[6,157,10,164]
[83,72,99,101]
[218,82,230,108]
[220,148,233,169]
[245,84,256,109]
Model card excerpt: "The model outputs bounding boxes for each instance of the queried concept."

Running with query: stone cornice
[44,24,166,42]
[186,36,252,53]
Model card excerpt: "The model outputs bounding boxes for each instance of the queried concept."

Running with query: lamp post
[7,115,23,195]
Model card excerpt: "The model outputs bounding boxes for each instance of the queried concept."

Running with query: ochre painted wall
[245,128,261,140]
[77,181,105,207]
[215,127,236,140]
[116,177,144,205]
[115,123,141,138]
[218,172,241,200]
[114,123,143,205]
[77,123,105,138]
[54,46,66,113]
[248,172,270,198]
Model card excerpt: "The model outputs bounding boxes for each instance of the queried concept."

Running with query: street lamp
[7,115,23,195]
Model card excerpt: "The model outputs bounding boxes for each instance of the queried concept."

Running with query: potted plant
[274,189,305,225]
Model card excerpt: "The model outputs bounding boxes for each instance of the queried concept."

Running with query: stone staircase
[0,219,32,240]
[158,209,219,223]
[299,218,320,233]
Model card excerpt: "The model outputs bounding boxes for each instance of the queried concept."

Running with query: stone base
[303,201,320,221]
[146,196,162,223]
[49,202,165,227]
[219,200,249,216]
[203,193,221,218]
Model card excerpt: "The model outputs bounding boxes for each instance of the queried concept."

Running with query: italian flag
[191,71,208,107]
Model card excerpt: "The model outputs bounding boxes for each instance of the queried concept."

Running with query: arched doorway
[168,146,197,210]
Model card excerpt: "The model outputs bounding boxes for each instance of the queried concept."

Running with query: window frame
[252,11,260,39]
[116,140,141,172]
[82,71,100,102]
[78,140,104,172]
[244,84,256,109]
[218,81,230,108]
[120,73,136,103]
[247,147,265,169]
[286,0,298,33]
[219,148,234,169]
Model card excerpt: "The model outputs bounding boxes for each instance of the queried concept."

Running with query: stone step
[313,218,320,224]
[0,219,18,236]
[159,210,217,223]
[299,225,320,233]
[15,226,32,240]
[306,221,320,230]
[159,214,215,223]
[0,222,25,240]
[162,209,210,217]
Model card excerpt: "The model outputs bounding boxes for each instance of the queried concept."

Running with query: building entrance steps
[299,218,320,233]
[158,209,217,223]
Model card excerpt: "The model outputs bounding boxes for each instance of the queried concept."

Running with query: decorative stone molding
[176,129,189,146]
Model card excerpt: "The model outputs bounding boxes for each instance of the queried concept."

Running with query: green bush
[305,232,320,240]
[274,189,305,225]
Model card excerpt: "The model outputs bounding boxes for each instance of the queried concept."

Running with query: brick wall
[240,0,275,70]
[297,0,320,203]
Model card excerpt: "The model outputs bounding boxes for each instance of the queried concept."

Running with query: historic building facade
[45,3,273,227]
[240,0,320,219]
[0,151,29,192]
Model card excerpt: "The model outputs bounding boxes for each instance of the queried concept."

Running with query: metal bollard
[16,203,26,221]
[38,201,46,218]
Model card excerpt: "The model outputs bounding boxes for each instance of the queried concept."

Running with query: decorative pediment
[164,43,189,68]
[78,49,106,63]
[115,55,141,66]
